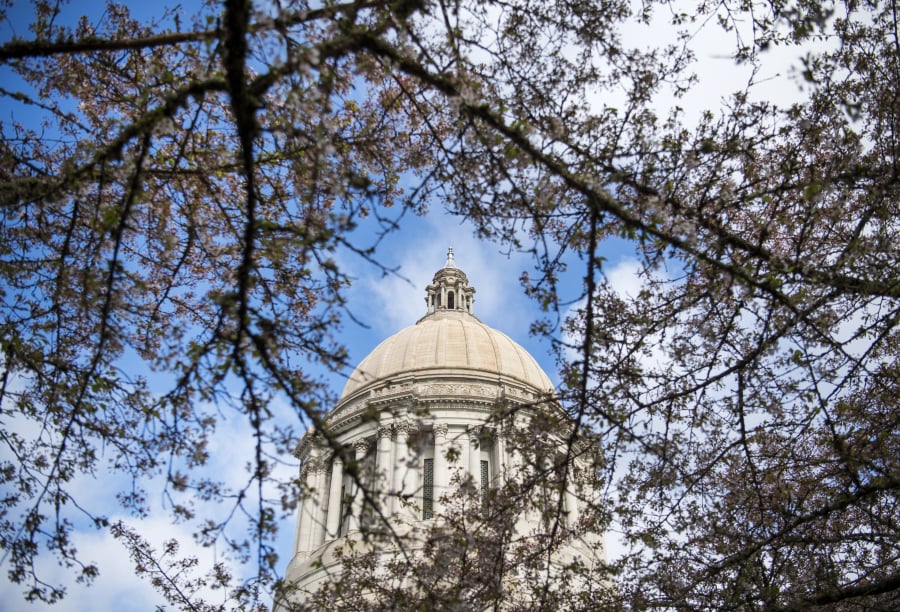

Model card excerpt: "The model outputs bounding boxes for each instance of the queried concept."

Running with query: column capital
[433,422,449,439]
[303,456,327,475]
[353,438,371,455]
[395,419,417,439]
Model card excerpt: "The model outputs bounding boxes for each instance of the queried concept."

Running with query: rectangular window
[481,459,489,510]
[423,458,434,519]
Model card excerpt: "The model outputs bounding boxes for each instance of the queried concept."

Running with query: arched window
[448,291,455,309]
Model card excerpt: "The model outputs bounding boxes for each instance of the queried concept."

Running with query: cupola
[424,247,476,315]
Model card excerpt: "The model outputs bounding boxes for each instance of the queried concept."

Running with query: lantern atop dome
[424,247,476,315]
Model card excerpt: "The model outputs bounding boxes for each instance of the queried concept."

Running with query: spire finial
[444,246,456,268]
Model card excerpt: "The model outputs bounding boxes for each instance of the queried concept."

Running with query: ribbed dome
[341,310,554,399]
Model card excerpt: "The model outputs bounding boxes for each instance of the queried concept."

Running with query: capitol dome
[341,310,554,399]
[340,246,554,401]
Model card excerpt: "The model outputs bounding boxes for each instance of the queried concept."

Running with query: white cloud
[0,513,242,612]
[605,257,645,300]
[612,0,827,129]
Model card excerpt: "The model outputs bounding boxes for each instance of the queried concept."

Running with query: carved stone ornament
[420,382,497,397]
[371,381,414,398]
[353,438,371,455]
[313,456,330,474]
[433,422,449,439]
[394,419,417,441]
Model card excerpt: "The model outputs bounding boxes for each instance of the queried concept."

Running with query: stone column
[495,428,507,485]
[392,421,408,516]
[565,474,579,527]
[393,420,419,519]
[349,438,369,532]
[468,426,481,486]
[459,427,471,477]
[506,420,523,481]
[325,454,343,539]
[310,460,328,548]
[433,423,449,515]
[295,463,314,555]
[376,423,393,516]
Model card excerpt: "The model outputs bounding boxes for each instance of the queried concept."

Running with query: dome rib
[510,332,532,383]
[462,316,476,368]
[482,319,503,380]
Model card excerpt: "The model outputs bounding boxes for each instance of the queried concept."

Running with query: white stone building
[283,249,603,605]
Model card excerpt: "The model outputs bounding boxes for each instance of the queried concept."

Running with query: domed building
[283,249,603,605]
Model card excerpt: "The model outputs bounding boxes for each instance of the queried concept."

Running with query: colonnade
[293,418,516,558]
